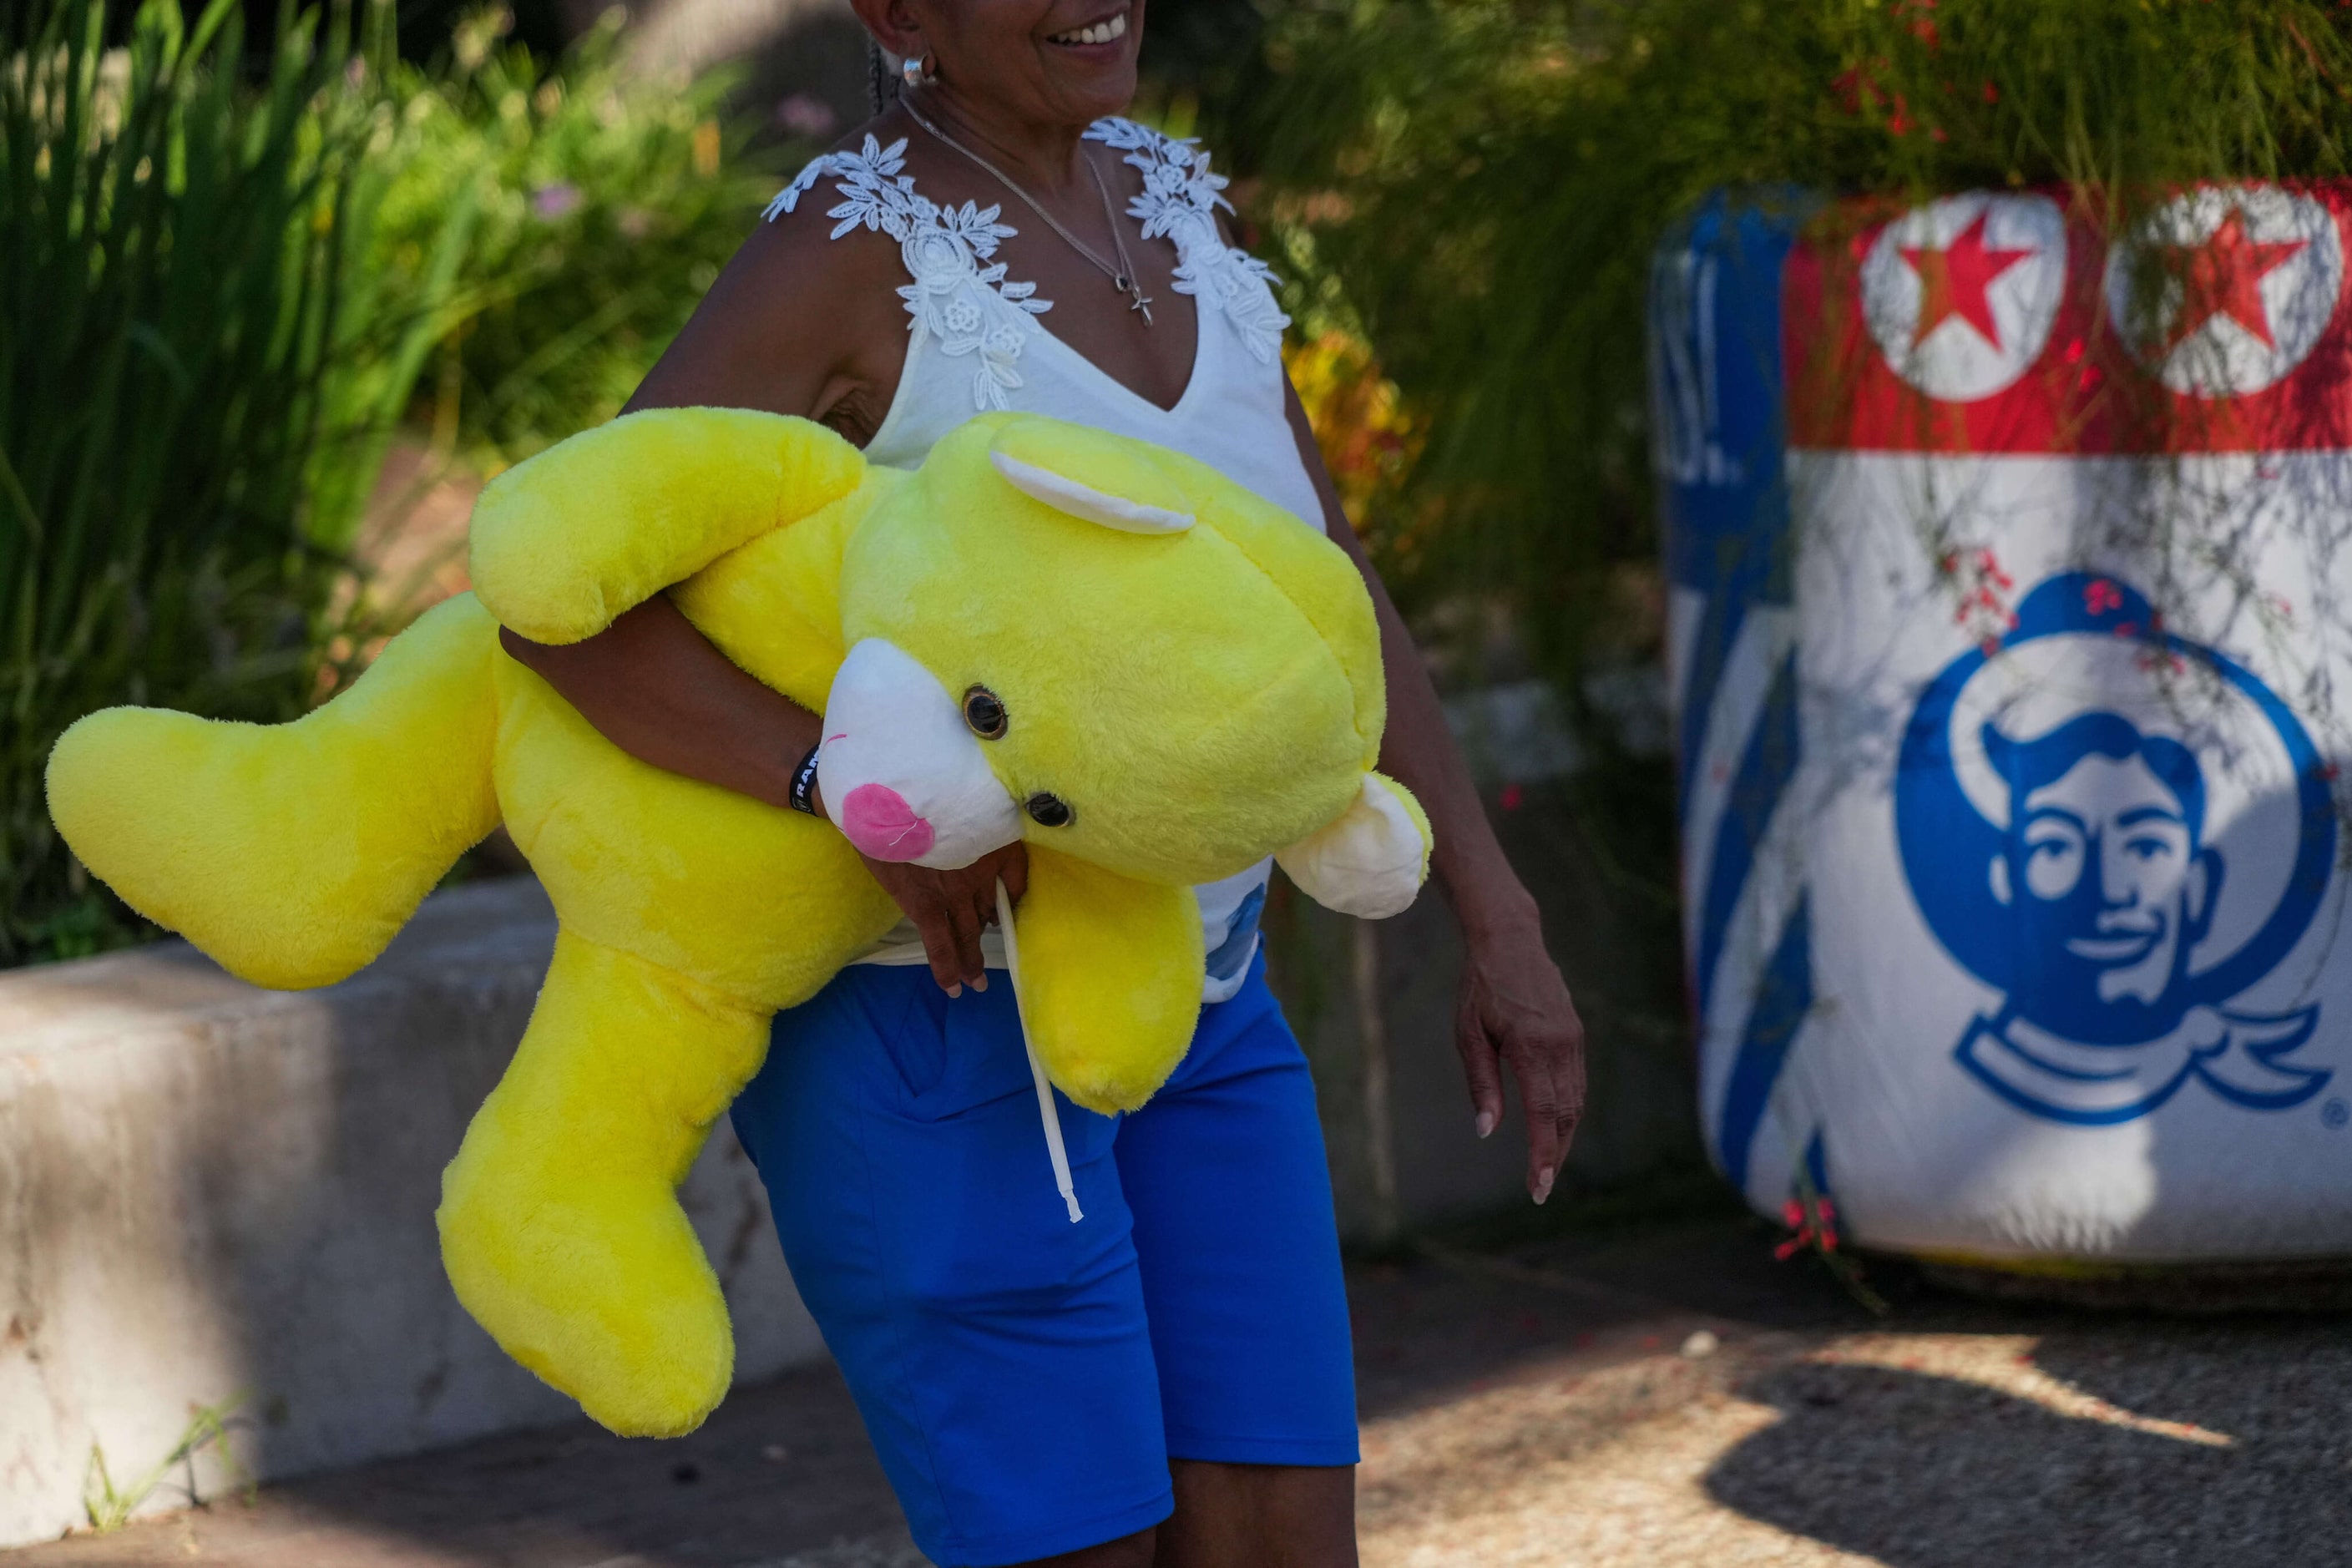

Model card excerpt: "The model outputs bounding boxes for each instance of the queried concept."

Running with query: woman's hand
[810,777,1026,996]
[1454,902,1587,1204]
[862,842,1029,997]
[1281,377,1591,1205]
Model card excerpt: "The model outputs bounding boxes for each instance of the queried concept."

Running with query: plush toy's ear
[987,417,1195,534]
[1277,772,1432,920]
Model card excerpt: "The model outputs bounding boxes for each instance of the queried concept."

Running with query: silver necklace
[899,98,1155,326]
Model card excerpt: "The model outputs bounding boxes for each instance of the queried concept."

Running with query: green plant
[3,1,780,967]
[365,6,782,473]
[83,1394,252,1533]
[1,0,391,965]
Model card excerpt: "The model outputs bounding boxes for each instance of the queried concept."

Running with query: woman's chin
[1034,53,1139,117]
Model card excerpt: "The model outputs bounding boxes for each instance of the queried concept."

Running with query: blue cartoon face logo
[1987,712,2221,1036]
[1897,573,2337,1124]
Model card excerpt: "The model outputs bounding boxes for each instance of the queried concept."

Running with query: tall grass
[0,0,392,964]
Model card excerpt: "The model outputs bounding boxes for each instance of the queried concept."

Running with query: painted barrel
[1652,186,2352,1268]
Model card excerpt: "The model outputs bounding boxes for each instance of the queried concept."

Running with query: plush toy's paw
[1277,771,1431,920]
[44,594,503,987]
[438,1153,734,1438]
[434,930,771,1438]
[1009,848,1204,1114]
[469,408,865,646]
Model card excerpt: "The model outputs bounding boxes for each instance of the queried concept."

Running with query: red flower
[1776,1195,1844,1260]
[2084,578,2124,615]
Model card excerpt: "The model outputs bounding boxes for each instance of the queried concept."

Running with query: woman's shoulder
[721,126,914,331]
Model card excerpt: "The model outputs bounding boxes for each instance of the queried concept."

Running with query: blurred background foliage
[3,0,787,964]
[365,6,774,472]
[1220,0,2352,676]
[7,0,2351,984]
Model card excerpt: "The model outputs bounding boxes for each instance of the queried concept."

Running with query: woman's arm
[497,209,1024,996]
[1283,381,1589,1203]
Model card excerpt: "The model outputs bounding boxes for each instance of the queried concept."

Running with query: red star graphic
[1900,210,2036,350]
[2157,207,2309,354]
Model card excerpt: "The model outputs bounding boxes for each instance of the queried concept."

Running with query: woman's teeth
[1049,11,1127,45]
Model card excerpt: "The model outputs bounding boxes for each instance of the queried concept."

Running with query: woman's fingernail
[971,974,988,992]
[1533,1167,1555,1205]
[1475,1110,1498,1139]
[945,983,962,999]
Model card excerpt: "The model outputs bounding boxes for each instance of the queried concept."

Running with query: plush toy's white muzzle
[818,639,1022,869]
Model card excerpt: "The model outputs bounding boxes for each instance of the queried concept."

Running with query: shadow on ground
[1706,1318,2352,1568]
[17,1176,2352,1567]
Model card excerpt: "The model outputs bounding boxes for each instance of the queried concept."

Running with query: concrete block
[0,878,822,1549]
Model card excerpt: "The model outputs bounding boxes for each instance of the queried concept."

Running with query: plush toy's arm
[468,407,866,646]
[1009,846,1205,1116]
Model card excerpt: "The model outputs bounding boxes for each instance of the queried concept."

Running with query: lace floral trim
[767,134,1050,412]
[1084,119,1290,365]
[765,120,1291,410]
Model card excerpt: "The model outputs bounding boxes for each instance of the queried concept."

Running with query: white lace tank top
[767,119,1321,1002]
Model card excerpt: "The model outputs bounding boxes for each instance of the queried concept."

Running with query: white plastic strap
[998,878,1083,1223]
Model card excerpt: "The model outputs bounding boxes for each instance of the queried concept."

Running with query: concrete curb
[0,878,822,1548]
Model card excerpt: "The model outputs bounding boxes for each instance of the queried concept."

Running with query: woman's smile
[1044,6,1130,53]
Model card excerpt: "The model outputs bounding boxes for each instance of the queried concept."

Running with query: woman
[503,1,1586,1561]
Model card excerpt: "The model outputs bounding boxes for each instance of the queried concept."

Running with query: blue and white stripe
[1648,195,1825,1209]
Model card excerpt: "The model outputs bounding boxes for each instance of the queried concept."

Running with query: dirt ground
[13,1186,2349,1568]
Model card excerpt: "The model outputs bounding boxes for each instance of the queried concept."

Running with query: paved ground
[14,1181,2350,1567]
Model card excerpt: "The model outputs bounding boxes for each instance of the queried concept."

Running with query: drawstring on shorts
[997,878,1083,1223]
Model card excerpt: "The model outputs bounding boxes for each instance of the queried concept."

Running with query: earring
[900,52,933,88]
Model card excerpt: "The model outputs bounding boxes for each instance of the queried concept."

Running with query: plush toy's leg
[437,927,769,1439]
[44,593,503,989]
[1011,846,1206,1115]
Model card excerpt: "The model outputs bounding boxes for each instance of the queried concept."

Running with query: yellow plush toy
[46,409,1430,1440]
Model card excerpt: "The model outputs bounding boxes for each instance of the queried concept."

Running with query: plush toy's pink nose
[838,783,936,862]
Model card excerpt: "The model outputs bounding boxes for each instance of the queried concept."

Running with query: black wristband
[787,741,824,816]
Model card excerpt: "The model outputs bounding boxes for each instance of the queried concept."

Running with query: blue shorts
[730,950,1358,1567]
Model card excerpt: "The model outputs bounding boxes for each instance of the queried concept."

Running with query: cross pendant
[1116,276,1155,326]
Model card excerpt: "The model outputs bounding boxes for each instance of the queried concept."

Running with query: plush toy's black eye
[1025,792,1073,827]
[963,685,1008,740]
